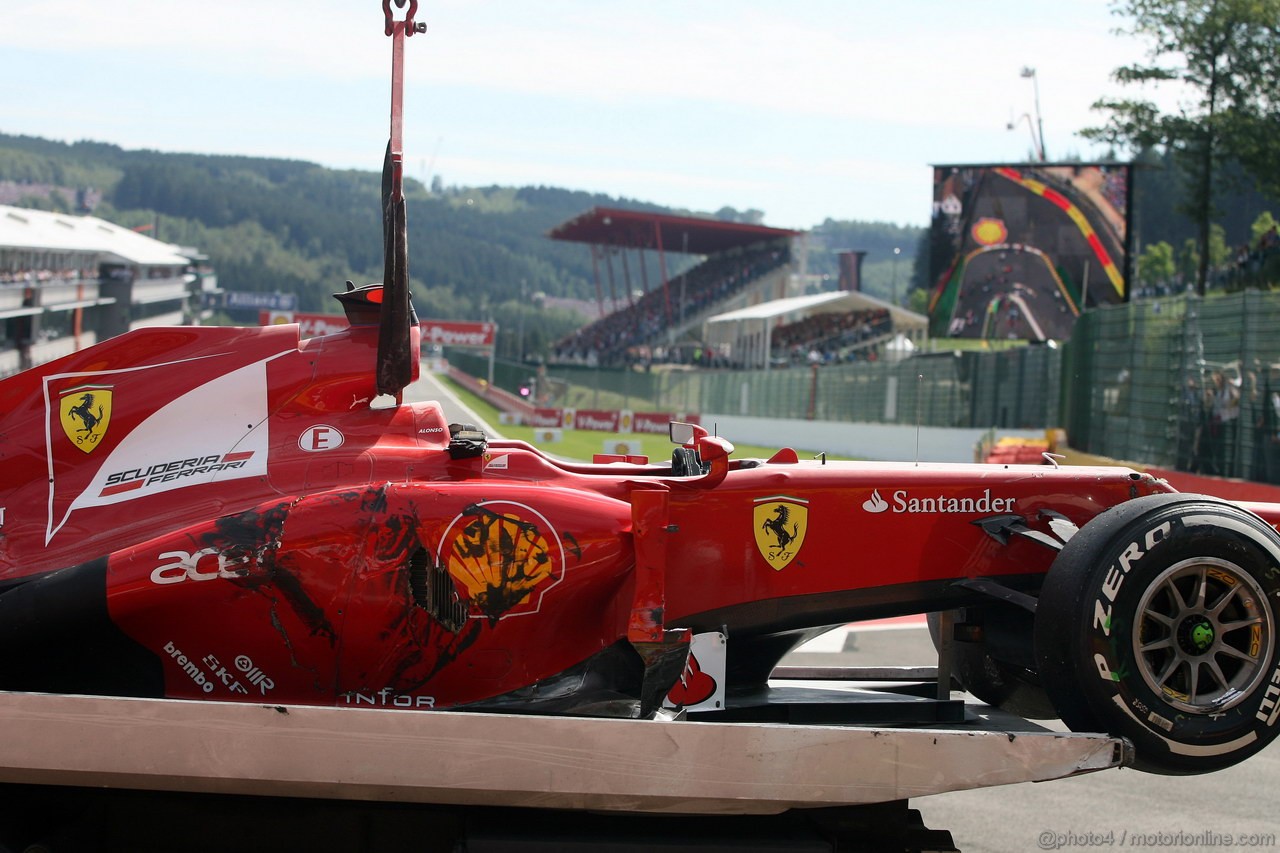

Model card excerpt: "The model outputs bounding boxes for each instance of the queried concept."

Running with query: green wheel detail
[1133,558,1273,715]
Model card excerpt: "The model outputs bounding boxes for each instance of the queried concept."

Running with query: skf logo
[59,385,112,453]
[753,495,808,571]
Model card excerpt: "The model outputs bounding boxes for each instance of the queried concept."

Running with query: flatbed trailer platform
[0,667,1129,852]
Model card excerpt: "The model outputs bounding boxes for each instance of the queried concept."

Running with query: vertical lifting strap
[377,0,423,401]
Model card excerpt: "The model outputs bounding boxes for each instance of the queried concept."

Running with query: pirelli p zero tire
[1035,493,1280,775]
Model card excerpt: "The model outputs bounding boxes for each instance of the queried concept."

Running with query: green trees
[1251,211,1278,245]
[15,134,914,353]
[1083,0,1280,294]
[1138,240,1176,291]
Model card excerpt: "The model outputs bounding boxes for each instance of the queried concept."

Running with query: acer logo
[151,549,247,585]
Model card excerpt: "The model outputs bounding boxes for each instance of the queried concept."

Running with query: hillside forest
[0,131,1276,360]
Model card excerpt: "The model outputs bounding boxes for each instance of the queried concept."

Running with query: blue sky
[1,1,1171,229]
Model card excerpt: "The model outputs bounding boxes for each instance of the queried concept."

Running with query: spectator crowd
[553,243,790,366]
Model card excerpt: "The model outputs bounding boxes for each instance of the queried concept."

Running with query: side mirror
[669,421,707,446]
[694,435,734,487]
[695,435,732,465]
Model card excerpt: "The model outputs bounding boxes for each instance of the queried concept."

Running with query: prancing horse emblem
[752,495,809,571]
[59,386,113,454]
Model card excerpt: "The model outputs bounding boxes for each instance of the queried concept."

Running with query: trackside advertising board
[261,314,495,349]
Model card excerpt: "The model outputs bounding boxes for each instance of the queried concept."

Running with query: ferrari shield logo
[59,385,112,454]
[753,496,808,571]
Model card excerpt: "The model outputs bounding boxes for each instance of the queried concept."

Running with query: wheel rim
[1132,557,1274,715]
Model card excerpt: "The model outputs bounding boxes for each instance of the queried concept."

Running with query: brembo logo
[862,489,1016,514]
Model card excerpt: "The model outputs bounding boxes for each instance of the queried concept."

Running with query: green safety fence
[449,347,1059,429]
[1064,291,1280,483]
[449,290,1280,483]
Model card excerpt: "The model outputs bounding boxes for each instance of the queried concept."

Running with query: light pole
[1020,66,1046,161]
[517,278,527,362]
[891,247,901,306]
[1007,113,1044,162]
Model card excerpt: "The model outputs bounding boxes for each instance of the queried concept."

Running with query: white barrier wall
[703,414,1045,464]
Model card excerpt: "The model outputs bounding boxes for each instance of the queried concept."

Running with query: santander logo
[861,488,1016,515]
[862,490,890,513]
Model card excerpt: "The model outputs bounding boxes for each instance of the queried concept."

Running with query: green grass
[439,376,856,463]
[924,337,1029,353]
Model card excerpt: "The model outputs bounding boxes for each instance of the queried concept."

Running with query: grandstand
[0,205,214,377]
[703,291,927,369]
[547,207,932,370]
[549,208,801,367]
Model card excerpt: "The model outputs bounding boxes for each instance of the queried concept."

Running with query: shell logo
[439,500,566,621]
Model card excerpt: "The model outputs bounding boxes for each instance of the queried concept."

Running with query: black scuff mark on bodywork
[385,618,484,696]
[563,531,582,561]
[267,565,337,643]
[256,572,327,693]
[197,501,289,591]
[361,485,390,515]
[344,501,491,696]
[206,501,336,645]
[199,499,334,690]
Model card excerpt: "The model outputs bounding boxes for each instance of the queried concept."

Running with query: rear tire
[1035,494,1280,774]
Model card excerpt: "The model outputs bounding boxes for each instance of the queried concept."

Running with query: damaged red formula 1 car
[6,299,1280,779]
[3,5,1280,784]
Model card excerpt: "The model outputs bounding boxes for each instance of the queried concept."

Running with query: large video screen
[927,163,1130,341]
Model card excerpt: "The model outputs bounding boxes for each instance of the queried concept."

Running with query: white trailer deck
[0,684,1125,817]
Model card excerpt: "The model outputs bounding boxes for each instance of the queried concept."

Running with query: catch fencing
[1063,291,1280,483]
[449,290,1280,483]
[450,346,1060,432]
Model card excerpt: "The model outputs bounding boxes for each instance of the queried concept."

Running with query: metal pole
[892,247,901,306]
[1021,67,1046,162]
[488,323,497,387]
[517,278,526,362]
